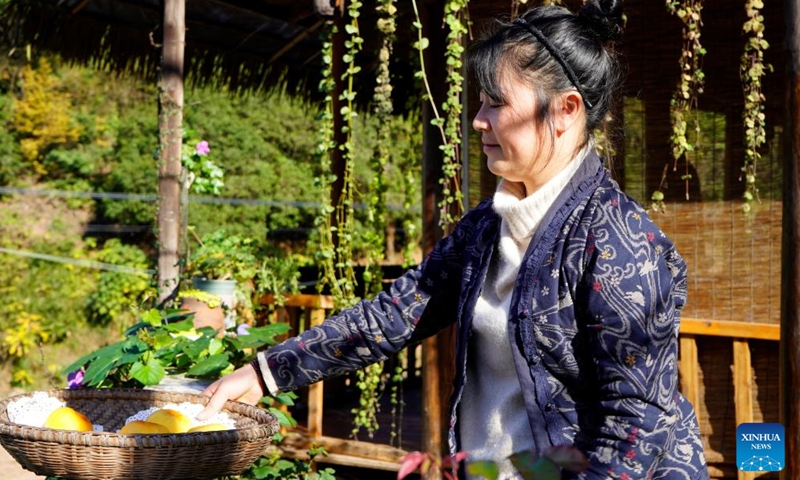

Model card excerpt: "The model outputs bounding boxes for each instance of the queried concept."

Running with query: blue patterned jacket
[261,153,709,480]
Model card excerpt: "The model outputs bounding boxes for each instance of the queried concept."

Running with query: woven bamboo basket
[0,388,279,480]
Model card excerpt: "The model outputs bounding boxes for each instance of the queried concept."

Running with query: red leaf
[398,452,428,480]
[441,451,469,469]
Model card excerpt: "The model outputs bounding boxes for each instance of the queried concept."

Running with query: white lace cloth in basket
[6,392,235,432]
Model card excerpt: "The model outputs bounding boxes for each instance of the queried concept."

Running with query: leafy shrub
[85,239,154,325]
[64,308,290,388]
[187,229,258,282]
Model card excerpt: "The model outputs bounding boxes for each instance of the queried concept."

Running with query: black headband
[513,18,594,110]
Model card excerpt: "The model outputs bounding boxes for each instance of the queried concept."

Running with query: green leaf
[186,353,231,376]
[141,308,163,327]
[273,391,297,406]
[208,337,224,356]
[508,453,559,480]
[76,341,133,386]
[466,461,500,480]
[163,317,196,333]
[235,324,291,349]
[129,358,166,386]
[268,407,298,428]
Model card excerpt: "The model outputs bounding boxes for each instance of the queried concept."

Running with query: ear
[553,91,585,135]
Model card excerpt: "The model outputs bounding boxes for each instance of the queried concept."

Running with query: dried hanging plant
[652,0,706,213]
[740,0,771,214]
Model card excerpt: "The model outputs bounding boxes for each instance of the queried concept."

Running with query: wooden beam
[269,18,325,64]
[680,318,780,341]
[260,293,335,310]
[781,1,800,479]
[279,431,407,469]
[156,0,185,305]
[70,0,93,16]
[733,339,755,480]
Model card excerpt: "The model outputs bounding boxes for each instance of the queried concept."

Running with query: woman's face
[472,72,559,195]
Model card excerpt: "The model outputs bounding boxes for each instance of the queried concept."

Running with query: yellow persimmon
[187,423,230,433]
[119,420,170,435]
[146,409,193,433]
[43,406,93,432]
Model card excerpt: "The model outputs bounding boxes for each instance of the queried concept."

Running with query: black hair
[468,0,624,137]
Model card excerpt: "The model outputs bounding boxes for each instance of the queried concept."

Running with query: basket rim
[0,388,279,449]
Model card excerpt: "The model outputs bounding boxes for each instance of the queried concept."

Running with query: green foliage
[411,0,466,231]
[85,239,154,325]
[238,444,336,480]
[181,135,224,195]
[186,229,258,282]
[12,57,81,169]
[63,309,290,388]
[254,253,302,307]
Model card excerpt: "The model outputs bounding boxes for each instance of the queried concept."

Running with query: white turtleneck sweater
[459,153,586,479]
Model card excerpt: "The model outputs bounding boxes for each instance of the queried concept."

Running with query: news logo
[736,423,784,472]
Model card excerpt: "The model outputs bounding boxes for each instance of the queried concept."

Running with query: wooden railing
[260,295,781,478]
[679,319,780,480]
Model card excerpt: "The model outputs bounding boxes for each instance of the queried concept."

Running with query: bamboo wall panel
[656,200,782,324]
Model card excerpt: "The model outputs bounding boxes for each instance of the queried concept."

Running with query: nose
[472,103,489,132]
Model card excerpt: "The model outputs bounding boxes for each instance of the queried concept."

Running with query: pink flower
[236,323,251,336]
[195,140,210,156]
[67,368,84,389]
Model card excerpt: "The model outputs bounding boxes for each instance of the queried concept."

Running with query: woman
[199,1,709,478]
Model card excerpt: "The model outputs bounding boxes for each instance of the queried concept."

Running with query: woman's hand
[197,364,264,420]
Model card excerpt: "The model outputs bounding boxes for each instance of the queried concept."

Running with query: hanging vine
[651,0,705,213]
[363,0,396,298]
[315,1,362,312]
[313,23,341,303]
[740,0,770,214]
[348,0,399,441]
[411,0,468,232]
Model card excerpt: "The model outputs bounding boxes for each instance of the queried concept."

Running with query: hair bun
[579,0,623,42]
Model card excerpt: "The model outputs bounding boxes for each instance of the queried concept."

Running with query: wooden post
[678,336,700,414]
[733,339,755,480]
[156,0,185,305]
[308,307,326,439]
[780,0,800,478]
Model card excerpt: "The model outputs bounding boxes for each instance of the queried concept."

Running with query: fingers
[197,386,228,421]
[196,364,260,421]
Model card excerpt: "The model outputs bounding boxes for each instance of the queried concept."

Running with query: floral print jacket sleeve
[259,207,480,391]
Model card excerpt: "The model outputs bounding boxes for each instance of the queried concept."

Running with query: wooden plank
[307,308,326,438]
[279,431,407,469]
[315,453,403,471]
[733,339,754,480]
[260,293,335,310]
[678,336,700,411]
[680,318,780,341]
